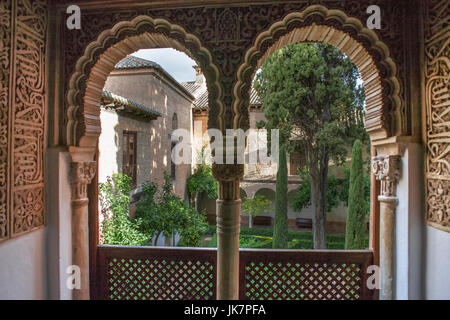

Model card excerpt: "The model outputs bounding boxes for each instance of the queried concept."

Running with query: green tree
[187,147,218,210]
[338,167,371,216]
[345,140,367,249]
[292,167,341,213]
[242,195,272,228]
[135,172,208,247]
[255,43,365,248]
[99,173,148,246]
[272,145,289,248]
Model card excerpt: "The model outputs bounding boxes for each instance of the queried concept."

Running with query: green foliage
[207,226,357,250]
[242,195,272,217]
[187,148,218,200]
[291,167,311,212]
[99,173,148,246]
[135,172,208,247]
[254,42,366,158]
[292,167,350,213]
[254,42,366,248]
[338,167,371,215]
[345,140,367,249]
[273,146,289,248]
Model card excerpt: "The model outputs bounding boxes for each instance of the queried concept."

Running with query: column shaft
[72,199,90,300]
[379,200,396,300]
[70,161,96,300]
[216,197,241,299]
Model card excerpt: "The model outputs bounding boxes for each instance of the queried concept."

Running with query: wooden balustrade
[239,249,375,300]
[95,245,375,300]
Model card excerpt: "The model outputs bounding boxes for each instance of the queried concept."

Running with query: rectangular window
[123,131,137,188]
[289,151,306,176]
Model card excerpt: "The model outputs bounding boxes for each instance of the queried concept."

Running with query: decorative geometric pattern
[0,0,47,241]
[97,247,374,300]
[0,0,12,241]
[424,0,450,232]
[106,258,215,300]
[60,0,409,146]
[97,246,217,300]
[243,261,362,300]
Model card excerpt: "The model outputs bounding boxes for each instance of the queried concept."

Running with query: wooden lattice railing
[95,245,375,300]
[239,249,375,300]
[96,245,217,300]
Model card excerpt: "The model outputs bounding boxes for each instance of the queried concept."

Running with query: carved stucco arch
[66,15,222,153]
[234,5,403,142]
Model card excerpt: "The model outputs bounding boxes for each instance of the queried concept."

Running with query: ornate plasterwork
[65,15,221,147]
[372,155,401,202]
[234,6,401,139]
[424,0,450,232]
[71,161,96,203]
[61,0,409,146]
[0,0,12,241]
[0,0,47,241]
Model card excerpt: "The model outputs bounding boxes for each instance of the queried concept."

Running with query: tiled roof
[115,55,162,70]
[180,81,208,108]
[101,90,162,120]
[114,55,194,100]
[181,80,262,109]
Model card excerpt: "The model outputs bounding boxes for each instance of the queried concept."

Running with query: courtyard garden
[202,225,368,250]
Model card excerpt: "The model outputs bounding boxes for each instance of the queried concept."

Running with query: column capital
[71,161,96,203]
[372,155,401,202]
[212,163,244,182]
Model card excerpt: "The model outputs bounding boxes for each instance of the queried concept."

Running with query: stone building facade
[98,55,194,199]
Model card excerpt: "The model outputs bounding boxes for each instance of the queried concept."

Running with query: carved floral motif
[9,0,47,237]
[61,0,409,146]
[424,0,450,231]
[71,161,96,201]
[0,0,47,239]
[0,0,11,241]
[372,155,401,199]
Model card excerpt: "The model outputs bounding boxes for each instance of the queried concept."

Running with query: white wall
[46,148,73,300]
[0,229,48,299]
[424,226,450,299]
[98,110,120,185]
[395,143,424,299]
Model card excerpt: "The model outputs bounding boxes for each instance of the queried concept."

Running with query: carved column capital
[372,155,401,203]
[71,161,96,205]
[212,163,244,182]
[212,163,244,201]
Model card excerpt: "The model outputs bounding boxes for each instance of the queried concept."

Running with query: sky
[131,48,363,88]
[132,48,197,83]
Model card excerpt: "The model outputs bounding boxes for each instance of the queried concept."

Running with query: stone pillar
[70,161,96,300]
[213,163,244,300]
[372,155,400,300]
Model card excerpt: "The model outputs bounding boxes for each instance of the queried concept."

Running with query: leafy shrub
[187,147,218,202]
[207,227,347,249]
[99,173,148,246]
[242,195,272,228]
[135,172,208,247]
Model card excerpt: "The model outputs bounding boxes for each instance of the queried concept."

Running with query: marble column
[70,161,96,300]
[213,163,244,300]
[372,155,400,300]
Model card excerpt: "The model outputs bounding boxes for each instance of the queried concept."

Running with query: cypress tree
[273,146,289,248]
[345,139,367,249]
